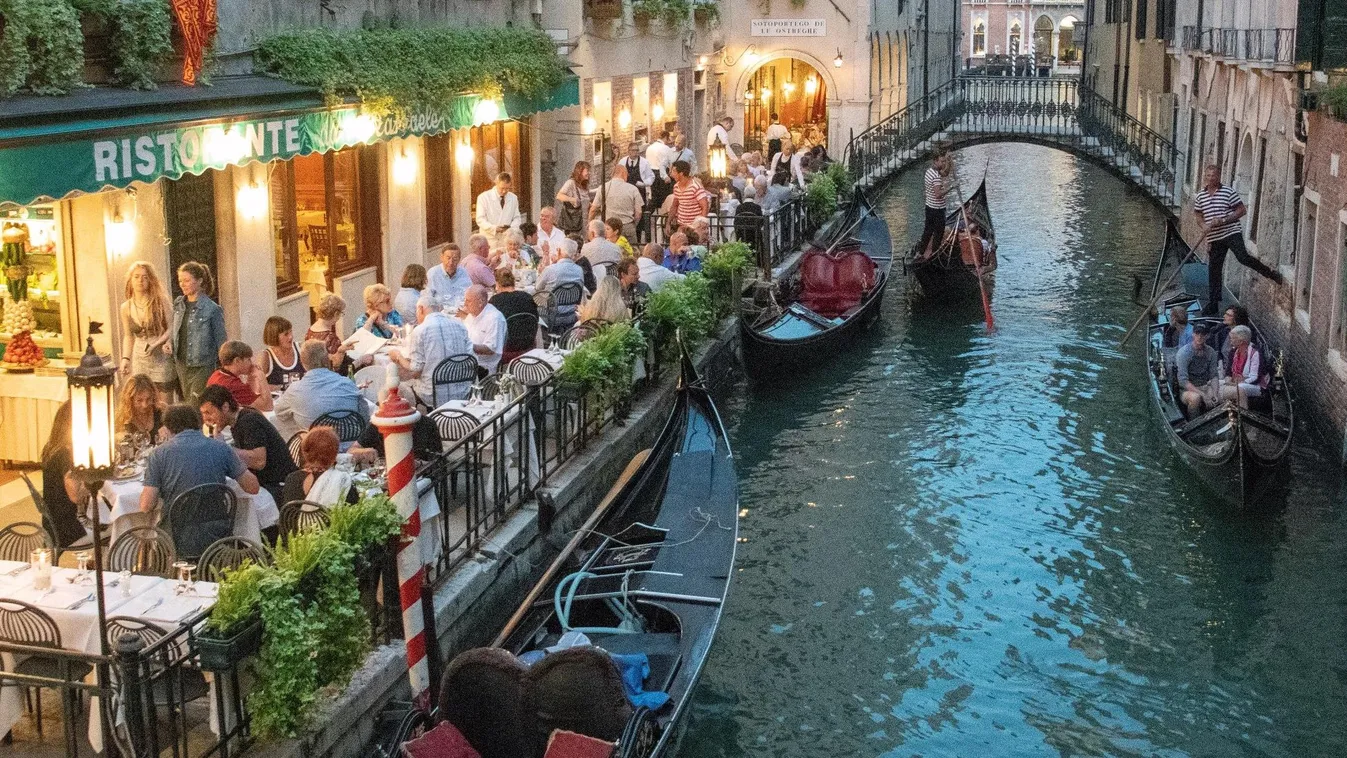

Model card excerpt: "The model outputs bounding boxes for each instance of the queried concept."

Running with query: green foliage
[0,0,84,96]
[631,0,662,20]
[249,570,317,738]
[255,27,570,117]
[692,0,720,23]
[327,494,402,555]
[805,173,839,219]
[824,160,851,191]
[205,562,267,637]
[644,273,717,359]
[105,0,174,90]
[559,322,648,407]
[702,241,754,286]
[1323,84,1347,121]
[661,0,691,24]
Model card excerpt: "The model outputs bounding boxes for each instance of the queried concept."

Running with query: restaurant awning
[0,74,580,207]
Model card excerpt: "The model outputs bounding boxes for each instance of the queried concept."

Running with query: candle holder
[31,548,52,591]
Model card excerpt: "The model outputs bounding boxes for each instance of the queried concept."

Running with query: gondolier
[918,154,950,257]
[1194,165,1283,315]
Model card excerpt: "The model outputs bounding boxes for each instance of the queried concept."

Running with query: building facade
[1080,0,1177,138]
[964,0,1085,75]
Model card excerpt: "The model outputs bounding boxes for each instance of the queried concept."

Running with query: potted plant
[692,0,719,24]
[197,563,266,670]
[631,0,662,28]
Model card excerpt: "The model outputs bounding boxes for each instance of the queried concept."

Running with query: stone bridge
[843,76,1180,213]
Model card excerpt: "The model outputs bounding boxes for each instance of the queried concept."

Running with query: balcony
[1178,26,1296,65]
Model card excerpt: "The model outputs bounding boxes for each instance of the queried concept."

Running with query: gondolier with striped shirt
[918,153,950,257]
[1195,164,1283,315]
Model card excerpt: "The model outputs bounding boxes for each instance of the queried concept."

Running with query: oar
[950,169,995,331]
[1117,228,1211,349]
[491,448,652,648]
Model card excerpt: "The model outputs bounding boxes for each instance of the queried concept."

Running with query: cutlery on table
[141,597,164,616]
[4,563,29,576]
[71,593,96,610]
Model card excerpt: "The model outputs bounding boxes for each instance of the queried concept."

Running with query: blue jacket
[171,294,227,368]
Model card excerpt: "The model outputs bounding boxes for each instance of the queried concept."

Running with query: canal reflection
[681,144,1347,757]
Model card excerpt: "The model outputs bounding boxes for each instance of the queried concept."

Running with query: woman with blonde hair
[352,283,404,339]
[119,261,174,403]
[305,293,349,370]
[578,275,631,324]
[116,374,164,442]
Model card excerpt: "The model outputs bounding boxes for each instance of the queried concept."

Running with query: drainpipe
[922,0,931,98]
[1121,0,1134,116]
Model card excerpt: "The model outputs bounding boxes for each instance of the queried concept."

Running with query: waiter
[646,131,676,217]
[623,142,654,241]
[474,172,522,250]
[1194,164,1283,315]
[707,116,739,162]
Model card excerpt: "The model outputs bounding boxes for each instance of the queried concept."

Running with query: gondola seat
[798,249,877,318]
[523,646,633,755]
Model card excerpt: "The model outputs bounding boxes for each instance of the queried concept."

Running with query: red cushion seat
[798,247,876,318]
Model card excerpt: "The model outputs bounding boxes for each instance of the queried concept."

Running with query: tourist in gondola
[1162,305,1194,349]
[1209,305,1249,362]
[1177,324,1222,417]
[917,153,951,257]
[1219,325,1266,409]
[1195,164,1283,315]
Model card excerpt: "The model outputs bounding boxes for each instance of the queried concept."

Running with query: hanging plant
[75,0,174,89]
[660,0,691,25]
[255,26,570,118]
[631,0,661,25]
[0,0,84,96]
[692,0,720,24]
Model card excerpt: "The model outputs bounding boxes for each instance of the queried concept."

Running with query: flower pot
[196,616,264,670]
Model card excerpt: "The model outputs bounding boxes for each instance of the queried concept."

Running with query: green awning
[0,76,579,207]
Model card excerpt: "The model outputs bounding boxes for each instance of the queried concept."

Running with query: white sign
[751,19,827,37]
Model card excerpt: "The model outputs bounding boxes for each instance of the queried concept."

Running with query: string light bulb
[392,148,417,186]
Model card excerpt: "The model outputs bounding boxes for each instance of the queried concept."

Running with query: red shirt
[672,179,709,226]
[207,369,259,407]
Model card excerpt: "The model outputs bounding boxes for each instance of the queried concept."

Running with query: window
[469,121,533,229]
[1215,120,1226,178]
[1135,0,1148,39]
[973,21,986,56]
[1297,198,1318,325]
[1289,151,1305,266]
[425,134,454,249]
[1186,109,1197,188]
[271,147,381,299]
[1250,136,1267,243]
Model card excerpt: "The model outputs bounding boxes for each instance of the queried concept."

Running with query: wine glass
[75,551,92,585]
[173,561,192,594]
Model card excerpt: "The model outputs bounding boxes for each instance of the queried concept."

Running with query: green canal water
[679,144,1347,757]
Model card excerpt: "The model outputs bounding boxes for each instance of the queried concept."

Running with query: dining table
[0,560,220,750]
[99,474,279,546]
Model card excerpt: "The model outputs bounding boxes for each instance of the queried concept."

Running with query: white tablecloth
[99,477,278,544]
[431,398,540,503]
[519,347,567,370]
[0,371,66,463]
[0,562,218,749]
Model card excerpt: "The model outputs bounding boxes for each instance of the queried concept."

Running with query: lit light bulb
[760,87,772,101]
[473,99,501,125]
[804,77,818,95]
[341,113,378,144]
[105,216,136,257]
[236,182,268,219]
[455,142,475,169]
[582,116,597,135]
[618,109,632,129]
[743,49,759,65]
[206,126,250,165]
[783,81,796,96]
[652,103,665,122]
[392,150,417,185]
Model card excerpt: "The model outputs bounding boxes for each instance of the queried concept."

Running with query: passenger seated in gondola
[957,222,995,266]
[1177,324,1222,417]
[1208,305,1249,363]
[1162,305,1194,349]
[1219,325,1266,409]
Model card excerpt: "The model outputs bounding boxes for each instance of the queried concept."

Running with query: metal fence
[646,195,820,277]
[1181,26,1296,63]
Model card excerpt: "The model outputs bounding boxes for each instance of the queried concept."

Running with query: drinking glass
[75,551,92,585]
[173,561,191,594]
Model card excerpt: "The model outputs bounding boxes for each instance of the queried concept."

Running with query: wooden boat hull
[742,188,893,371]
[1144,222,1293,512]
[909,180,997,300]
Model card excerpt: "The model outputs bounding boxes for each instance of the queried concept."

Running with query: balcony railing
[1180,25,1296,63]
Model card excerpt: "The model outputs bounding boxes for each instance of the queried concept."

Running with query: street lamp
[66,321,115,741]
[708,135,728,181]
[834,49,845,68]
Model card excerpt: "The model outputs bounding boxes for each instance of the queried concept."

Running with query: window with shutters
[424,134,454,249]
[1135,0,1148,39]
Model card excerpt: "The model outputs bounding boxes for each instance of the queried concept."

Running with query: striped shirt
[1194,184,1244,241]
[924,167,945,209]
[672,178,709,226]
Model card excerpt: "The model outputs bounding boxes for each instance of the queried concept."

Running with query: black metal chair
[107,526,177,577]
[278,500,331,542]
[163,483,237,562]
[287,431,307,468]
[430,354,479,408]
[197,536,269,583]
[19,472,94,560]
[477,374,501,401]
[311,409,368,444]
[562,319,608,350]
[0,521,53,563]
[428,408,481,443]
[0,599,92,744]
[543,282,584,340]
[508,355,556,388]
[104,615,209,754]
[503,312,541,356]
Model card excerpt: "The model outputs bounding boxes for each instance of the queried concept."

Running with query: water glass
[75,551,92,584]
[119,569,133,598]
[173,561,195,594]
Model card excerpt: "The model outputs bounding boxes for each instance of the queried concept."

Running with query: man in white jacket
[475,172,522,249]
[706,116,739,162]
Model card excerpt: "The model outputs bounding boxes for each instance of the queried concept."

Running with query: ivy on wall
[0,0,174,96]
[255,27,571,118]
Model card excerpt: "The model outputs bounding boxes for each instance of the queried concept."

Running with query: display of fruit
[1,298,35,334]
[2,330,44,366]
[2,222,28,301]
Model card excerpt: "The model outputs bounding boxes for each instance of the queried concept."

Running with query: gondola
[740,186,892,368]
[1145,220,1293,510]
[908,180,997,299]
[423,350,738,758]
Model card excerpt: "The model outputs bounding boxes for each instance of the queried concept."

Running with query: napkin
[142,597,205,624]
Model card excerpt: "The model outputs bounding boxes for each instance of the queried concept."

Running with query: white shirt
[536,224,568,262]
[637,256,684,292]
[765,123,791,141]
[646,142,674,180]
[427,263,473,312]
[406,311,473,405]
[707,124,738,161]
[463,303,507,374]
[671,147,697,175]
[770,151,806,189]
[622,156,655,188]
[475,189,522,237]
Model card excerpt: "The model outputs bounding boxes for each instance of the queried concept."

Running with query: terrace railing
[647,195,821,277]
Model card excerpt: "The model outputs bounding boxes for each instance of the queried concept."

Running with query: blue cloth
[271,367,365,440]
[170,294,227,367]
[352,309,404,339]
[609,653,670,710]
[662,251,701,274]
[144,430,247,508]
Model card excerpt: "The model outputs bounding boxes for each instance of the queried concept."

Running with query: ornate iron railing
[842,75,1178,207]
[648,195,820,277]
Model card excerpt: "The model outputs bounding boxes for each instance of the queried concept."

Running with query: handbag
[556,200,583,234]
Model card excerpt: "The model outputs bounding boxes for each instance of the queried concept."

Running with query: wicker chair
[164,483,237,561]
[107,527,177,577]
[197,537,269,582]
[430,354,479,408]
[310,409,368,444]
[0,522,54,563]
[278,500,331,542]
[542,282,584,340]
[0,599,92,743]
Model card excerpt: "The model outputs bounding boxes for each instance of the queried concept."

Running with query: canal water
[680,144,1347,757]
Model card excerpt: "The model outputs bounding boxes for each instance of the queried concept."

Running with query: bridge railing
[1076,88,1178,202]
[844,78,965,190]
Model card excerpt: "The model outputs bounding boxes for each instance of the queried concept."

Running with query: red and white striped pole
[370,364,430,706]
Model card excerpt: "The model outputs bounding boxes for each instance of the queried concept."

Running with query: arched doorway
[1058,16,1080,65]
[1033,15,1054,64]
[743,58,828,154]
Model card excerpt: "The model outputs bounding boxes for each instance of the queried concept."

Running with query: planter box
[585,0,623,19]
[197,617,263,671]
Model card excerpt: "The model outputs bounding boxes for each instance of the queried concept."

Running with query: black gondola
[908,180,997,299]
[740,187,893,368]
[426,351,738,758]
[1145,221,1293,510]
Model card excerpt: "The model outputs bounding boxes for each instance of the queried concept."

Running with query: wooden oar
[491,448,652,648]
[949,170,995,330]
[1117,228,1210,349]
